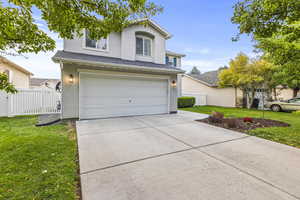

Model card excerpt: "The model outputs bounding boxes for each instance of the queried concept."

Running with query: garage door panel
[81,96,168,106]
[79,73,169,119]
[80,105,168,119]
[81,89,167,98]
[81,81,167,93]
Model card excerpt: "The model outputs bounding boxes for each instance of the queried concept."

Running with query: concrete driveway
[76,111,300,200]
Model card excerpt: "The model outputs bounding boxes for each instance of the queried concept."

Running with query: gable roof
[52,51,184,74]
[0,56,33,76]
[30,78,60,86]
[133,19,172,39]
[185,70,220,87]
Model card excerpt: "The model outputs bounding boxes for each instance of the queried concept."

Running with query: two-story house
[52,19,185,120]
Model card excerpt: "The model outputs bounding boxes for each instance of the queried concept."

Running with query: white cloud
[184,47,210,55]
[6,51,61,78]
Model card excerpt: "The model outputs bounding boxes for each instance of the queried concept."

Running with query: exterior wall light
[69,74,74,84]
[171,80,177,88]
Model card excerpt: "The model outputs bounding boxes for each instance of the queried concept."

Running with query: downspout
[234,87,237,107]
[59,57,63,119]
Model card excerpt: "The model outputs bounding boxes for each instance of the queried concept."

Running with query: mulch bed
[196,118,290,133]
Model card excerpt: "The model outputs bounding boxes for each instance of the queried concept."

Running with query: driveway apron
[76,111,300,200]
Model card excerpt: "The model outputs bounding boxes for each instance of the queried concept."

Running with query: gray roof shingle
[30,78,60,86]
[190,70,219,87]
[52,51,184,73]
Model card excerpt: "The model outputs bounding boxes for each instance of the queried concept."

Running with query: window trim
[82,29,109,52]
[136,35,153,57]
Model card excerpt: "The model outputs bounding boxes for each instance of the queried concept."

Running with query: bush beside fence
[178,96,196,108]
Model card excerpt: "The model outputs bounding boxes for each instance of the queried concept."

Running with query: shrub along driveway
[76,111,300,200]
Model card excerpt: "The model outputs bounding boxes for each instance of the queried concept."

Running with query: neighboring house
[181,71,243,107]
[182,70,297,108]
[0,56,33,88]
[52,19,185,119]
[30,78,60,90]
[274,86,299,101]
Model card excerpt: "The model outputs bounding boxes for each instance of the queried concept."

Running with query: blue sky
[5,0,255,78]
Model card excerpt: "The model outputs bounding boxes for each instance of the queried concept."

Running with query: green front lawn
[181,106,300,148]
[0,116,79,200]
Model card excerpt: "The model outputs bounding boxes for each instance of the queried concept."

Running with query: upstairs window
[85,30,108,51]
[165,56,169,64]
[173,57,177,67]
[136,36,152,57]
[166,56,178,67]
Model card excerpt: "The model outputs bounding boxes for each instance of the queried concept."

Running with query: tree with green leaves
[273,64,300,97]
[189,66,201,76]
[0,0,162,54]
[0,73,17,93]
[232,0,300,96]
[0,0,162,92]
[219,53,276,108]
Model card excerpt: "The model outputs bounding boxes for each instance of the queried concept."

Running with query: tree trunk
[293,87,299,98]
[251,88,256,108]
[273,88,277,100]
[246,90,252,109]
[247,95,251,109]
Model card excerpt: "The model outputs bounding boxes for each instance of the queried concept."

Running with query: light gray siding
[63,24,166,65]
[64,32,121,58]
[121,24,166,64]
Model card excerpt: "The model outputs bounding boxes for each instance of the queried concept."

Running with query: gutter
[52,57,185,74]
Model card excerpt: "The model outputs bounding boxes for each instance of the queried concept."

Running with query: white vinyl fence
[182,93,207,106]
[0,89,61,117]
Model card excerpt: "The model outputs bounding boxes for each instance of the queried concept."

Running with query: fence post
[7,93,13,117]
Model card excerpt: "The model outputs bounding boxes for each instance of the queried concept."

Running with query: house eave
[0,56,33,76]
[53,57,185,74]
[166,50,186,57]
[133,18,173,39]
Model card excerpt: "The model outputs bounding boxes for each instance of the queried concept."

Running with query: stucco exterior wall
[0,62,30,88]
[63,24,166,65]
[61,63,178,119]
[64,32,122,58]
[121,24,166,64]
[275,88,295,100]
[181,76,243,107]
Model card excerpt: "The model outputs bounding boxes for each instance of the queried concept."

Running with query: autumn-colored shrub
[225,118,238,128]
[208,112,224,123]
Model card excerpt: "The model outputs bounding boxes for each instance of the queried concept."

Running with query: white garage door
[79,73,169,119]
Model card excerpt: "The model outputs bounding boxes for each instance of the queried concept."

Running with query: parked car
[265,97,300,112]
